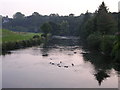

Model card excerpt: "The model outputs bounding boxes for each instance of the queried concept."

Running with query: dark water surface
[1,36,119,88]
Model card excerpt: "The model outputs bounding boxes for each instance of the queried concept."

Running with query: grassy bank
[1,29,41,43]
[0,29,43,53]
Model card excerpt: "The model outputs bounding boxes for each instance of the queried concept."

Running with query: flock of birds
[49,59,74,68]
[42,49,78,68]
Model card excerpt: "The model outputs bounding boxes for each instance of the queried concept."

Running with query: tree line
[2,5,118,36]
[2,12,83,36]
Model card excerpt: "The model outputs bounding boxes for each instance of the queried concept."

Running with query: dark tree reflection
[83,52,120,85]
[94,70,110,86]
[40,37,81,56]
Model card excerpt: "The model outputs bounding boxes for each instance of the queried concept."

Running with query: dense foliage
[41,22,52,37]
[79,2,119,61]
[3,10,118,36]
[3,13,83,36]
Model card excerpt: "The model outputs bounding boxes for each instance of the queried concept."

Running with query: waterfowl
[68,54,72,55]
[42,54,48,56]
[50,62,55,65]
[72,63,74,66]
[74,52,77,54]
[64,66,68,68]
[58,65,61,67]
[51,63,55,65]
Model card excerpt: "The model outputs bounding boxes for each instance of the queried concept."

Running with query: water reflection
[83,52,120,86]
[94,70,110,86]
[2,36,119,88]
[40,37,82,69]
[40,36,81,57]
[41,37,120,86]
[39,36,119,86]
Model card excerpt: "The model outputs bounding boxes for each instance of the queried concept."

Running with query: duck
[51,63,55,65]
[57,64,60,66]
[68,53,72,55]
[58,65,61,67]
[42,54,48,56]
[72,63,74,66]
[64,66,68,68]
[74,52,77,54]
[50,62,55,65]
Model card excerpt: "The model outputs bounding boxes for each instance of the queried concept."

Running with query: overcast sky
[0,0,119,18]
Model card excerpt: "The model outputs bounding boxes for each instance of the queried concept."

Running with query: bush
[111,35,120,61]
[100,35,115,55]
[2,38,42,53]
[41,33,46,37]
[33,35,40,39]
[87,33,101,50]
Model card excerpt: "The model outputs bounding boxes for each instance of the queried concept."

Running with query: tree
[82,1,117,40]
[32,12,40,16]
[49,13,59,17]
[84,2,117,36]
[79,10,91,39]
[69,13,74,17]
[48,22,60,35]
[112,32,120,61]
[96,2,117,35]
[118,12,120,32]
[98,2,108,14]
[41,22,52,37]
[12,12,25,28]
[13,12,25,20]
[59,20,69,35]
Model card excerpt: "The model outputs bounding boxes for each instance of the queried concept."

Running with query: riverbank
[1,29,44,54]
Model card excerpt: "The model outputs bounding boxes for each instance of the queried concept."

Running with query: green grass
[0,29,41,44]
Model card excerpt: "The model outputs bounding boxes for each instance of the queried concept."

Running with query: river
[1,36,119,88]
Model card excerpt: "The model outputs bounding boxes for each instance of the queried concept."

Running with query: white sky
[0,0,119,18]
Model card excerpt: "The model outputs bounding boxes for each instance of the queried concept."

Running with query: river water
[1,36,119,88]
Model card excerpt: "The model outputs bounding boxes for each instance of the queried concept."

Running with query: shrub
[87,33,102,50]
[111,35,120,61]
[41,33,46,37]
[100,35,115,55]
[33,35,40,39]
[2,37,42,53]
